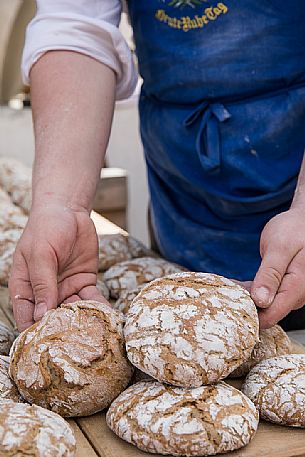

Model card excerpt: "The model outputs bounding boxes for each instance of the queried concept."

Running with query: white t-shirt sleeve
[22,0,137,100]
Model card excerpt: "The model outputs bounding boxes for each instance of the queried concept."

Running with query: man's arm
[9,51,116,331]
[251,153,305,328]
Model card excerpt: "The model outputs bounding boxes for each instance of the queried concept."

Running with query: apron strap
[184,102,231,173]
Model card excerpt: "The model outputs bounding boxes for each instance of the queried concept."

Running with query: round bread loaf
[104,257,184,299]
[0,228,22,286]
[242,354,305,427]
[0,189,27,231]
[230,325,291,377]
[124,272,259,387]
[9,301,134,417]
[106,380,259,456]
[0,157,32,214]
[96,277,110,300]
[0,356,23,402]
[98,233,153,271]
[114,285,144,315]
[0,400,76,456]
[0,321,16,355]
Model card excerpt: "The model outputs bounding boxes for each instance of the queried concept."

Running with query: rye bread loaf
[0,321,16,355]
[0,400,76,456]
[0,356,23,402]
[242,354,305,427]
[0,157,32,214]
[9,301,133,417]
[98,233,153,271]
[104,257,184,299]
[0,188,27,231]
[124,272,259,387]
[106,380,259,456]
[0,228,22,286]
[114,285,144,315]
[230,325,291,377]
[96,277,110,300]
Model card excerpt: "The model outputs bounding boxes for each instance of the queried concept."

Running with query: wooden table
[1,212,305,457]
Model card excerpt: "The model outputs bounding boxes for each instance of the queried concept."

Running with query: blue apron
[127,0,305,280]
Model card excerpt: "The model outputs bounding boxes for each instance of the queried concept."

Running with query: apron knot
[184,102,231,173]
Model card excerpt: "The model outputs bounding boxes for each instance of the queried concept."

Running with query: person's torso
[127,1,305,104]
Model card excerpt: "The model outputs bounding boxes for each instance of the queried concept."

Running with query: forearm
[291,153,305,209]
[30,51,116,212]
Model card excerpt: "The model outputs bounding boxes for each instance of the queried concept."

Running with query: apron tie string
[184,101,231,173]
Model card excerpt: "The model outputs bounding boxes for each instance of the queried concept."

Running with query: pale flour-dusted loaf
[9,301,134,417]
[98,233,153,271]
[0,157,32,214]
[0,321,16,355]
[96,277,110,300]
[114,285,144,315]
[230,325,291,377]
[104,257,185,299]
[106,381,259,456]
[124,272,259,387]
[0,228,23,285]
[242,354,305,427]
[0,188,27,231]
[0,400,76,456]
[0,356,23,402]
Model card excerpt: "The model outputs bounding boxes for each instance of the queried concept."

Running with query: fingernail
[254,287,273,306]
[34,303,47,321]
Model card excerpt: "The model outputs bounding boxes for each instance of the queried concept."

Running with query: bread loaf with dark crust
[0,356,23,402]
[9,300,134,417]
[106,380,259,456]
[125,272,259,387]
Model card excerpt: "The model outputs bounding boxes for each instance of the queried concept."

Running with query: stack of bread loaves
[107,272,261,455]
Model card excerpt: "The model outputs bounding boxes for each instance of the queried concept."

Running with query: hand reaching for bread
[9,203,109,332]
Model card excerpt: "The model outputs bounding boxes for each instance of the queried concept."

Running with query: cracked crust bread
[230,325,292,377]
[124,272,259,387]
[0,228,23,286]
[9,300,134,417]
[0,322,16,355]
[0,400,76,456]
[104,257,185,299]
[242,354,305,427]
[0,188,27,231]
[0,157,32,214]
[106,380,259,456]
[114,285,144,315]
[0,356,23,402]
[96,277,110,300]
[98,233,153,271]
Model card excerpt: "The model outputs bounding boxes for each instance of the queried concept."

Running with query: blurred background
[0,0,149,244]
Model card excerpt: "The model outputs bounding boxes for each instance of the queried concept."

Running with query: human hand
[9,203,109,332]
[251,208,305,328]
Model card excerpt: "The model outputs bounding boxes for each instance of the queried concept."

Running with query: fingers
[259,250,305,328]
[9,251,35,332]
[28,246,58,322]
[79,285,111,306]
[231,280,252,293]
[251,249,293,309]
